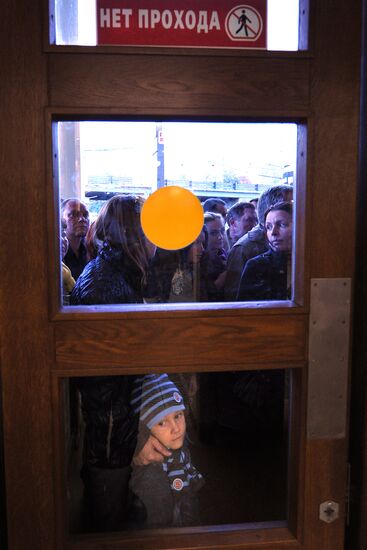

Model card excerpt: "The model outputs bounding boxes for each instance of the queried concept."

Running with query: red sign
[97,1,267,49]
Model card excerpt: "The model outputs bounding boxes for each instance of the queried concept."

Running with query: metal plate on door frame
[307,278,351,439]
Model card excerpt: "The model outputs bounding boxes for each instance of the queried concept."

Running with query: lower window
[63,369,290,533]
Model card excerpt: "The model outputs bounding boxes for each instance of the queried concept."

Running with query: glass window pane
[56,120,297,308]
[64,370,289,532]
[51,0,300,50]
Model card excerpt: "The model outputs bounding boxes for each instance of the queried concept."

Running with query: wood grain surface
[0,0,363,549]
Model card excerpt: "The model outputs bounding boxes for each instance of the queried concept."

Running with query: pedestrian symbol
[225,5,263,42]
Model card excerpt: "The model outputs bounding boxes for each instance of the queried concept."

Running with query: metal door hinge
[319,501,339,523]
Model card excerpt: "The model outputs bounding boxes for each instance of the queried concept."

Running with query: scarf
[162,446,204,496]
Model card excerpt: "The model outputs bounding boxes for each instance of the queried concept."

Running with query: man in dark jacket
[61,198,90,280]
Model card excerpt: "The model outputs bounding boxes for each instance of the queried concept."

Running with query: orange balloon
[141,186,204,250]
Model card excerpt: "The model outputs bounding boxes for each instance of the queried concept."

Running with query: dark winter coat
[70,242,143,305]
[201,248,227,302]
[237,248,291,301]
[224,224,267,300]
[70,243,145,469]
[77,376,139,469]
[63,239,88,280]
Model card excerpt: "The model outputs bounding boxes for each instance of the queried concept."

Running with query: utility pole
[156,123,165,188]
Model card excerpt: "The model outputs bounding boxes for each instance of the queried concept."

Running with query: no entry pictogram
[97,0,266,49]
[225,5,263,41]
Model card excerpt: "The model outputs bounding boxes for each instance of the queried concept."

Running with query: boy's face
[151,410,186,450]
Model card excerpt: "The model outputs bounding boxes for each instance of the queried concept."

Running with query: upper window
[51,0,300,50]
[55,120,298,308]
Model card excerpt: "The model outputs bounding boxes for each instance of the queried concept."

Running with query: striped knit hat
[131,374,185,430]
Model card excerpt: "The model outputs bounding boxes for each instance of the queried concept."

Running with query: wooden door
[0,1,361,549]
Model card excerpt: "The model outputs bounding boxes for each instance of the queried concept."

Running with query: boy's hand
[133,434,171,465]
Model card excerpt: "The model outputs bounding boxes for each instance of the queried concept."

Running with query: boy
[129,373,204,528]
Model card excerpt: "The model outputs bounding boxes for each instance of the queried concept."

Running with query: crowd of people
[59,185,293,532]
[60,183,293,307]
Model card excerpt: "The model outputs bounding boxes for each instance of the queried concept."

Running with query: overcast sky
[79,121,297,182]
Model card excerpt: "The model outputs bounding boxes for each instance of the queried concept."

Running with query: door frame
[0,0,362,549]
